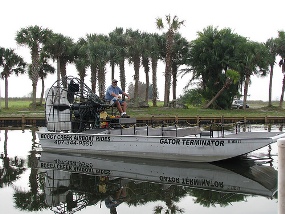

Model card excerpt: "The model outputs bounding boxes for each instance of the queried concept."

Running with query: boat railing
[235,120,251,134]
[51,193,89,214]
[107,124,202,137]
[102,119,252,138]
[197,120,252,138]
[106,118,251,138]
[199,120,225,138]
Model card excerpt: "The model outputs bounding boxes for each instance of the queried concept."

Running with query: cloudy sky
[1,0,284,100]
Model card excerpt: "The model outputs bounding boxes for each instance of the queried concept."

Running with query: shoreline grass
[0,99,284,118]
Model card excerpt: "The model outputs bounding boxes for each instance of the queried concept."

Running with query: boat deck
[82,129,109,134]
[225,132,285,139]
[80,128,285,140]
[82,126,202,137]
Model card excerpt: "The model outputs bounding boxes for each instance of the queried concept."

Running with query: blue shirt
[105,85,123,101]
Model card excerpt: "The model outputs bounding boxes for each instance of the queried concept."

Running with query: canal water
[0,125,280,214]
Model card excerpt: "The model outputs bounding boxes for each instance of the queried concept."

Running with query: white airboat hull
[37,127,285,162]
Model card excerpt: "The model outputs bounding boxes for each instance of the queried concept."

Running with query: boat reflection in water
[38,152,277,214]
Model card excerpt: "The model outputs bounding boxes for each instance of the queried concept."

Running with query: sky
[1,0,285,101]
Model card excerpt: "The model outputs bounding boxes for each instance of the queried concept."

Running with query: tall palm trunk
[31,47,40,110]
[119,60,126,94]
[142,57,150,103]
[78,69,86,101]
[98,66,106,98]
[204,78,231,109]
[56,57,61,106]
[279,62,285,108]
[90,64,97,93]
[268,64,274,107]
[279,74,285,108]
[56,57,61,86]
[60,59,67,86]
[243,73,250,110]
[151,58,158,107]
[164,30,174,107]
[133,56,140,107]
[39,77,44,105]
[111,61,115,80]
[4,75,8,109]
[145,69,150,103]
[172,64,178,107]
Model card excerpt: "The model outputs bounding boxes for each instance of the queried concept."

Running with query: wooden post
[175,115,178,124]
[278,138,285,214]
[21,115,26,126]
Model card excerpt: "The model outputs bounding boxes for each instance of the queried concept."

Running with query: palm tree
[204,69,240,108]
[279,58,285,107]
[0,47,26,108]
[75,38,88,97]
[28,52,55,105]
[126,29,143,107]
[86,34,110,97]
[44,33,75,87]
[0,48,2,110]
[156,15,185,107]
[141,32,152,103]
[15,25,52,110]
[181,26,249,109]
[0,47,3,65]
[109,28,128,94]
[149,33,163,107]
[86,34,98,93]
[265,38,278,107]
[108,33,117,81]
[171,34,190,105]
[235,41,270,109]
[275,31,285,108]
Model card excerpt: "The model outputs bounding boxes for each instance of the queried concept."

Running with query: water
[0,125,281,214]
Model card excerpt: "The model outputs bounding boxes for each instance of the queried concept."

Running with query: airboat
[37,76,285,162]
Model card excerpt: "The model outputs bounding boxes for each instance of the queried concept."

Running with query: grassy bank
[128,100,285,117]
[0,99,284,118]
[0,99,44,117]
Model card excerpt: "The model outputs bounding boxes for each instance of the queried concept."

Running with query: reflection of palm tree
[0,129,25,188]
[190,189,246,207]
[13,188,48,211]
[153,186,184,214]
[154,204,184,214]
[13,127,48,211]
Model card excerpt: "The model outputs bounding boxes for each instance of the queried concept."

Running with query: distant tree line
[0,15,285,110]
[127,81,157,102]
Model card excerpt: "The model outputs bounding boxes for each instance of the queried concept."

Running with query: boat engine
[45,76,110,132]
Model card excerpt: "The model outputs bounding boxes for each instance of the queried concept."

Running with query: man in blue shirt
[105,79,130,118]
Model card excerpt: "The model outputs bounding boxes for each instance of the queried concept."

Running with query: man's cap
[112,79,118,83]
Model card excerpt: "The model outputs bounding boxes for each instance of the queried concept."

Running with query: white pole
[0,79,1,110]
[278,138,285,214]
